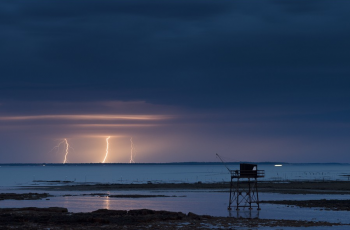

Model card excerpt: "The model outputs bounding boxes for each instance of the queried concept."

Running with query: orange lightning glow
[0,114,171,121]
[130,137,135,163]
[102,136,110,163]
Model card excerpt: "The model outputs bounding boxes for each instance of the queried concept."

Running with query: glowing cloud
[130,137,135,163]
[0,114,171,121]
[102,136,111,163]
[73,124,159,128]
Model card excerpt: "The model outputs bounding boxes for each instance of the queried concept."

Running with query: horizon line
[0,161,348,165]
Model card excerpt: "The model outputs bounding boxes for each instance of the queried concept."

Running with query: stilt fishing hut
[216,154,265,210]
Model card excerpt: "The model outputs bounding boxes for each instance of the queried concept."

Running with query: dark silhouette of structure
[228,163,264,210]
[216,154,265,210]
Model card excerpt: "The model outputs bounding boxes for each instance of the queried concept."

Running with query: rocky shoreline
[2,181,350,228]
[0,207,347,229]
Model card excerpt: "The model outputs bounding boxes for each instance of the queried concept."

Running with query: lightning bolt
[102,136,110,163]
[50,138,70,164]
[130,137,135,163]
[63,139,69,164]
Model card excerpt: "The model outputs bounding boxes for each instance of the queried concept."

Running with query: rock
[128,209,155,215]
[0,208,343,229]
[155,210,185,220]
[187,212,201,220]
[92,209,127,215]
[92,218,110,223]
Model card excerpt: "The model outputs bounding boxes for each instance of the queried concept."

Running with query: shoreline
[0,207,347,229]
[2,180,350,228]
[19,181,350,194]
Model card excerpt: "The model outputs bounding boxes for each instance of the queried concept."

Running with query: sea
[0,162,349,186]
[1,163,350,229]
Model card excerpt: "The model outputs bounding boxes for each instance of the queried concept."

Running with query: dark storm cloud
[1,0,349,109]
[1,0,350,151]
[1,0,350,163]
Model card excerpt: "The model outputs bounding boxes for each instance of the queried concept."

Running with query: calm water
[1,188,350,226]
[0,163,349,186]
[1,163,350,229]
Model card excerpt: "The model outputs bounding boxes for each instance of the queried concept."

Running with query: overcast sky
[1,0,349,163]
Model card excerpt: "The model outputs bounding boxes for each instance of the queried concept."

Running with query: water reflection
[1,190,350,225]
[104,197,110,210]
[63,196,70,209]
[229,209,260,219]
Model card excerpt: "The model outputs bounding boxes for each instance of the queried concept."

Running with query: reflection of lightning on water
[102,136,110,163]
[50,138,70,164]
[130,137,135,163]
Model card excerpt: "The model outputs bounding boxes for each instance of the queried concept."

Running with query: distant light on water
[274,164,283,167]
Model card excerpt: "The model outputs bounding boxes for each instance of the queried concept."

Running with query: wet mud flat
[259,181,350,194]
[0,193,50,200]
[62,193,184,198]
[0,207,347,230]
[0,192,183,199]
[262,199,350,211]
[2,192,349,213]
[24,181,350,194]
